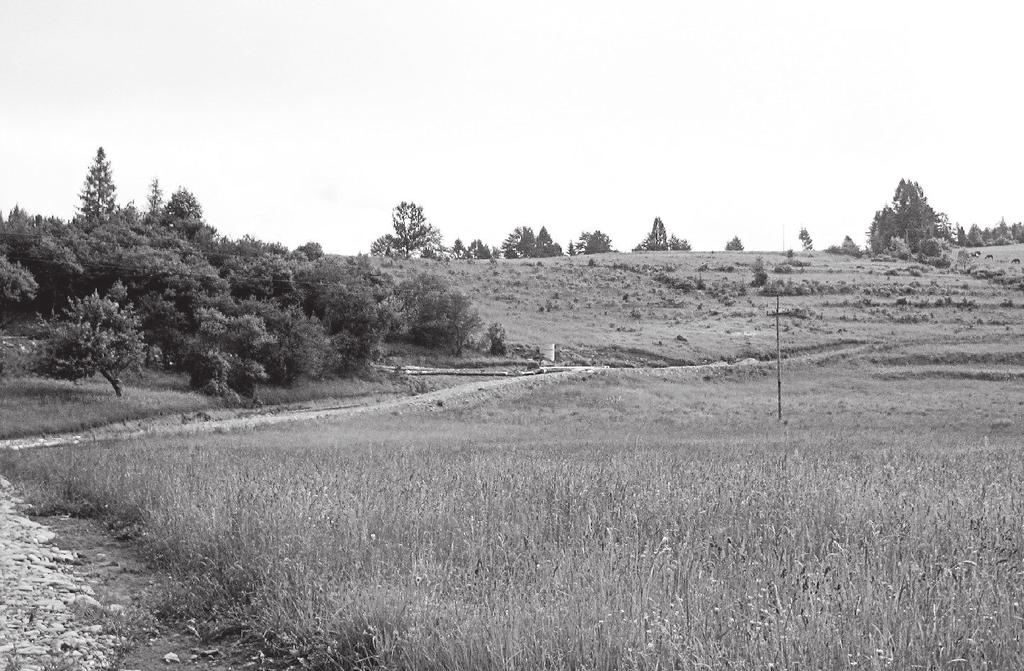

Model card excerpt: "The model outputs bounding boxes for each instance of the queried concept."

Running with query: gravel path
[0,476,123,671]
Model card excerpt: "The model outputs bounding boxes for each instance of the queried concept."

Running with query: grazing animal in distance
[985,254,994,260]
[972,251,982,257]
[1012,258,1021,264]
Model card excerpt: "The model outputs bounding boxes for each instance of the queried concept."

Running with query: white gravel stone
[0,476,122,670]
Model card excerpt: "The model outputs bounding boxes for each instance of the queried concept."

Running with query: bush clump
[395,273,482,355]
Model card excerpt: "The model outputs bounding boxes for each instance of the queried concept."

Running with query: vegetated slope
[5,355,1023,669]
[370,245,1024,365]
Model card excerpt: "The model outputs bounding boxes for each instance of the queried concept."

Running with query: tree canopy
[37,289,145,396]
[725,236,744,251]
[371,202,443,258]
[635,218,690,252]
[577,230,613,255]
[1,148,493,400]
[868,180,952,254]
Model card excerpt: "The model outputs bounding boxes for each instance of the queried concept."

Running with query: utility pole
[767,295,801,422]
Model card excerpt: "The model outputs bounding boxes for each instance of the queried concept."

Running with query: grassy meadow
[4,246,1024,437]
[0,363,453,440]
[374,246,1024,364]
[3,350,1024,669]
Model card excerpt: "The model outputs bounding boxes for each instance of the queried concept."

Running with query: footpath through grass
[3,360,1024,669]
[0,372,436,440]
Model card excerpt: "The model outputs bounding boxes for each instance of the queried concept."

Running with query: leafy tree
[78,147,118,222]
[566,241,577,256]
[164,188,213,243]
[186,308,274,401]
[956,226,968,247]
[451,238,468,259]
[918,237,948,258]
[750,257,768,287]
[467,239,493,260]
[294,241,324,261]
[0,254,38,326]
[966,224,985,247]
[534,227,562,257]
[725,236,744,251]
[667,235,691,251]
[145,178,164,223]
[396,273,481,355]
[635,217,669,251]
[885,236,911,259]
[485,322,507,355]
[237,299,330,385]
[868,179,951,254]
[37,290,145,397]
[798,227,813,251]
[370,235,395,257]
[298,256,396,372]
[371,202,443,258]
[826,235,863,257]
[219,253,299,303]
[501,227,537,259]
[577,230,613,254]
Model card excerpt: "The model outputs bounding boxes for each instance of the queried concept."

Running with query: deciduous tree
[725,236,744,251]
[372,202,443,258]
[577,230,613,254]
[37,289,145,397]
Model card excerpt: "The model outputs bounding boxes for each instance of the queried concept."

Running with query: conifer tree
[78,147,118,221]
[146,178,164,217]
[798,227,813,251]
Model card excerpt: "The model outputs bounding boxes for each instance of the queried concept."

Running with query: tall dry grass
[3,365,1023,669]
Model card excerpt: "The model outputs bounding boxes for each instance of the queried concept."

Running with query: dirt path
[0,342,877,452]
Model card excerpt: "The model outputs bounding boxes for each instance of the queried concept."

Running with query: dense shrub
[396,273,482,355]
[299,257,396,373]
[239,300,330,385]
[485,322,508,355]
[652,272,705,292]
[826,236,863,258]
[186,308,274,401]
[750,258,768,287]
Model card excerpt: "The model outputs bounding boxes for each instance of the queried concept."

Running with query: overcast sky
[2,1,1023,254]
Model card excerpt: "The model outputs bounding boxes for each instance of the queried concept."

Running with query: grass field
[4,246,1023,436]
[3,249,1024,668]
[375,246,1024,364]
[4,349,1024,669]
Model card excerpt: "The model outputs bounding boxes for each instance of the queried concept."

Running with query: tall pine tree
[78,147,118,221]
[635,217,669,251]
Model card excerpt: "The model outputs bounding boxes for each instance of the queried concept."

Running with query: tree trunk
[98,369,123,397]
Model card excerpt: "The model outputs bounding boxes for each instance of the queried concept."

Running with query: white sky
[2,1,1023,254]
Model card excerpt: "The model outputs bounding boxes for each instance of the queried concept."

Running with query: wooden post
[767,296,800,423]
[775,295,782,421]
